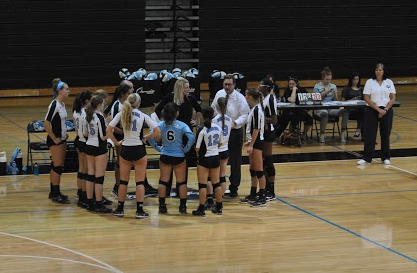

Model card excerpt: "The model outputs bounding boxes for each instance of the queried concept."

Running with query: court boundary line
[0,232,124,273]
[277,197,417,264]
[0,254,118,272]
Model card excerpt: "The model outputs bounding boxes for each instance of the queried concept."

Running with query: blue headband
[56,81,66,92]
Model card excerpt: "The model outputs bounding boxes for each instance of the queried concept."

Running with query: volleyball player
[107,93,160,218]
[72,90,92,208]
[240,88,267,207]
[45,78,70,204]
[193,106,223,216]
[148,102,196,214]
[205,97,232,209]
[85,95,112,213]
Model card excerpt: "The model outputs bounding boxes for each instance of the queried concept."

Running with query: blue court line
[395,114,417,123]
[277,197,417,263]
[279,188,417,199]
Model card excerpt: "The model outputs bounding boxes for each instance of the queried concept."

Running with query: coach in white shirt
[357,63,396,166]
[211,74,250,197]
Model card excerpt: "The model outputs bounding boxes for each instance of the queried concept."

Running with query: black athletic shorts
[263,128,275,142]
[120,145,146,161]
[219,150,229,160]
[197,155,220,169]
[160,155,185,166]
[47,136,67,148]
[85,144,108,156]
[77,140,87,153]
[253,138,264,151]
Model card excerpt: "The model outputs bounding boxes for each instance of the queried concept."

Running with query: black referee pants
[362,106,393,162]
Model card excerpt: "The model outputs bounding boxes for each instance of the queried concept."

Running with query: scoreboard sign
[297,93,322,105]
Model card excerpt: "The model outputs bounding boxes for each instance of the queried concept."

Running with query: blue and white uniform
[196,123,223,168]
[73,108,88,152]
[86,111,107,156]
[212,113,232,159]
[110,109,157,161]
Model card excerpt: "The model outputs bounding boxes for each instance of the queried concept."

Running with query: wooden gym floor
[0,88,416,272]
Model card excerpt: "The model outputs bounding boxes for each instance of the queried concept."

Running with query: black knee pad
[264,156,276,176]
[51,164,63,175]
[256,171,264,179]
[136,181,145,186]
[213,182,221,189]
[120,180,129,186]
[95,176,104,185]
[83,173,89,180]
[159,180,169,187]
[77,172,83,179]
[198,183,207,189]
[176,181,187,187]
[86,174,95,183]
[220,176,226,183]
[249,169,256,177]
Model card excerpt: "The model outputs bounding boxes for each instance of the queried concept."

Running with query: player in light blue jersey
[148,102,196,214]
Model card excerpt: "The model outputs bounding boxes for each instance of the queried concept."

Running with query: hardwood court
[0,88,416,272]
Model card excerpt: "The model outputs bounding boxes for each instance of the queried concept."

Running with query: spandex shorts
[160,155,185,166]
[197,155,220,169]
[120,145,146,161]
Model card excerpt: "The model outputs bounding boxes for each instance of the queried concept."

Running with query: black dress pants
[362,106,393,162]
[228,128,243,193]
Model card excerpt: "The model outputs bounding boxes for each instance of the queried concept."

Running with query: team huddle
[44,74,278,218]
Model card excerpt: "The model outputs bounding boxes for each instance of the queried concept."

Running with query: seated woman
[282,76,313,141]
[313,66,349,143]
[342,71,364,139]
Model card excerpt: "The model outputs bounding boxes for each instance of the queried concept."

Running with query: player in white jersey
[44,78,70,204]
[193,107,224,216]
[85,95,112,213]
[240,88,267,207]
[205,97,232,209]
[72,90,92,208]
[107,93,160,219]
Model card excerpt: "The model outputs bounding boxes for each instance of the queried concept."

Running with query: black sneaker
[86,203,95,212]
[250,198,267,207]
[145,184,158,196]
[239,195,257,204]
[113,209,124,217]
[77,199,88,209]
[229,191,238,197]
[102,196,113,205]
[179,205,187,214]
[211,206,223,215]
[159,204,168,214]
[49,192,68,201]
[266,193,276,202]
[192,209,205,217]
[95,205,113,214]
[135,210,149,219]
[51,194,70,204]
[204,200,214,210]
[126,191,136,200]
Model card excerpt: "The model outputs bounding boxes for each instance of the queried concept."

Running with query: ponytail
[202,106,214,129]
[121,93,141,131]
[73,89,92,113]
[86,95,103,123]
[162,102,179,126]
[216,97,227,131]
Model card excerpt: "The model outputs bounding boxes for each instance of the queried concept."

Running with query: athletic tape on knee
[198,183,207,189]
[176,181,187,187]
[264,156,276,176]
[95,176,104,185]
[159,180,169,187]
[120,180,129,186]
[77,172,83,179]
[256,171,264,179]
[249,169,256,177]
[220,176,226,183]
[136,181,145,186]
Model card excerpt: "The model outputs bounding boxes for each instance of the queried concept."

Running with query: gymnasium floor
[0,90,416,272]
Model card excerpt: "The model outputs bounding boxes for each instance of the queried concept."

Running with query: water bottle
[11,161,17,175]
[33,163,39,176]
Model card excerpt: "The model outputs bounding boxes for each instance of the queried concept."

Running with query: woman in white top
[44,78,70,204]
[107,93,160,219]
[72,90,92,208]
[205,97,232,209]
[357,63,396,166]
[193,107,224,216]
